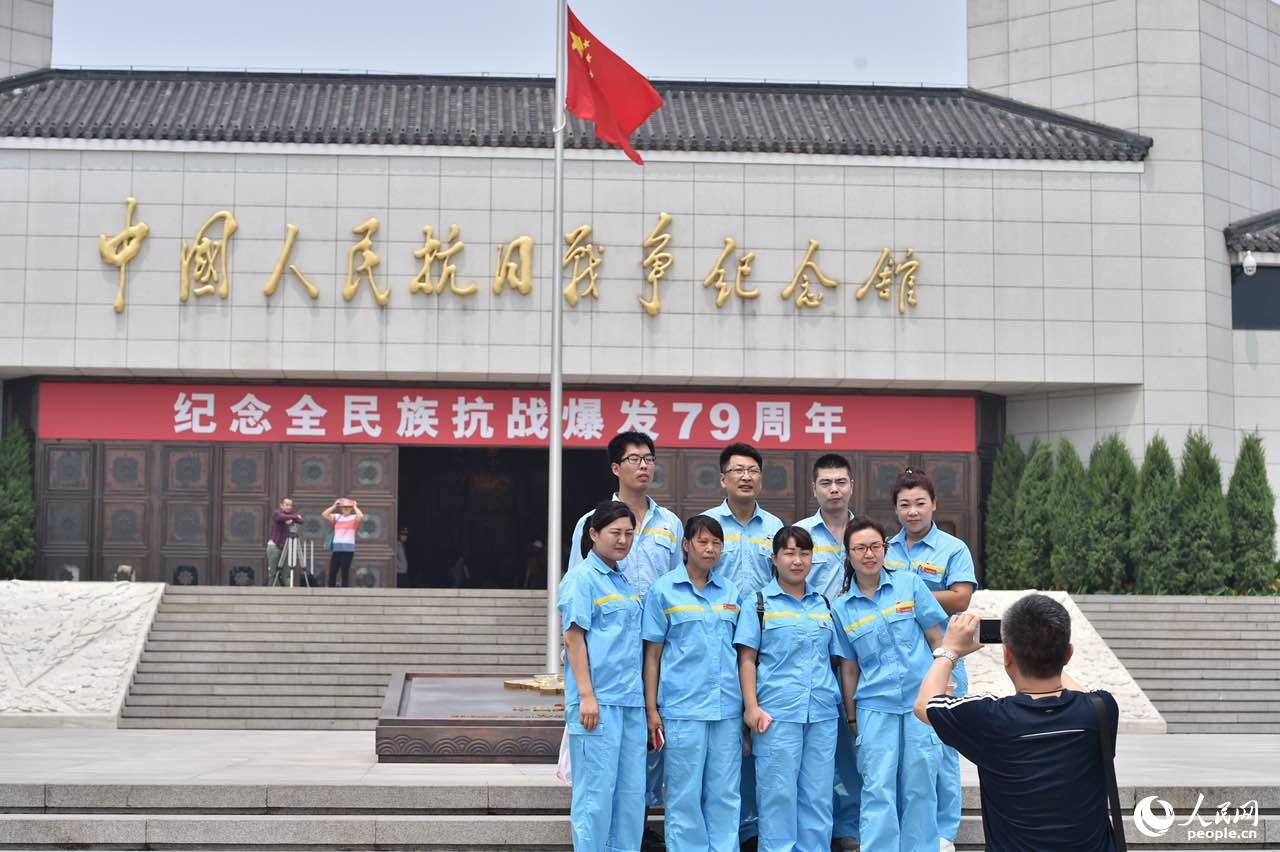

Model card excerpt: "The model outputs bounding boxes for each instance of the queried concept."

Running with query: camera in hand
[979,618,1002,644]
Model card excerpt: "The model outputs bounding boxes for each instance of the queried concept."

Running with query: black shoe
[739,838,759,852]
[641,827,665,851]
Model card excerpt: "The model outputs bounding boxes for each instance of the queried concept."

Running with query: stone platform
[375,674,562,763]
[0,728,1277,849]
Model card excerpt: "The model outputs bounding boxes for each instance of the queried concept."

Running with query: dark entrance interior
[397,447,611,589]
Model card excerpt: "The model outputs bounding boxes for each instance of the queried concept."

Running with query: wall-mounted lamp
[1243,249,1258,276]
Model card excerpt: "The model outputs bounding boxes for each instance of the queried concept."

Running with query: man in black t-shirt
[914,596,1119,852]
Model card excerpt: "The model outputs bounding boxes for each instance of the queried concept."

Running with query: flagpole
[545,0,567,676]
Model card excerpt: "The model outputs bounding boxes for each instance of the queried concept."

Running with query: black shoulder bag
[1086,692,1127,852]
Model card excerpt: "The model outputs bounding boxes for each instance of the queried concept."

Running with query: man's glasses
[621,454,657,467]
[723,466,762,478]
[849,543,886,556]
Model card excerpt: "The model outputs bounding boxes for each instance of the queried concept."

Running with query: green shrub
[1172,431,1230,595]
[1085,435,1137,592]
[1131,435,1179,595]
[1049,440,1092,592]
[983,435,1025,590]
[1011,441,1054,589]
[1226,433,1278,594]
[0,419,35,580]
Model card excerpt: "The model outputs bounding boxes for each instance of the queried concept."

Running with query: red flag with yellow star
[566,7,663,165]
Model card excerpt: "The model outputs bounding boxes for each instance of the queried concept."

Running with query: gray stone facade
[0,0,51,79]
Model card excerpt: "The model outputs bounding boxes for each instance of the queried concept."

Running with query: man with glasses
[796,454,860,850]
[567,430,683,851]
[701,441,784,851]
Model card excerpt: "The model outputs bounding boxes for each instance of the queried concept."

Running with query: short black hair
[841,517,889,593]
[683,514,725,544]
[608,431,656,465]
[1003,594,1072,679]
[719,442,763,472]
[581,500,637,558]
[892,467,936,502]
[771,524,814,555]
[812,454,851,480]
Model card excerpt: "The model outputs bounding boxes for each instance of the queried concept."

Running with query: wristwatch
[932,647,959,664]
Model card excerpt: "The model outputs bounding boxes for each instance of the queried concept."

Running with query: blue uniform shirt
[568,495,683,597]
[558,550,644,709]
[702,500,784,594]
[796,510,853,599]
[641,565,744,721]
[885,523,978,603]
[732,578,845,724]
[833,568,948,714]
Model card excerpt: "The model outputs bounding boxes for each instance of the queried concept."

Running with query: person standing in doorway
[886,468,977,852]
[321,498,363,588]
[395,527,410,588]
[568,431,682,851]
[795,453,859,850]
[701,441,784,851]
[267,497,304,587]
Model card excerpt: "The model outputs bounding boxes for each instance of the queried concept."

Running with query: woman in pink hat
[321,498,364,587]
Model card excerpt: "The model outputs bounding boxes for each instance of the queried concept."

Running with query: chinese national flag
[566,7,663,165]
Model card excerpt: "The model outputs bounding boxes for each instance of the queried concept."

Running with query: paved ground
[0,728,1277,788]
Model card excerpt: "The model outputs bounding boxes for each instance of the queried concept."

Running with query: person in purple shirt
[267,497,304,586]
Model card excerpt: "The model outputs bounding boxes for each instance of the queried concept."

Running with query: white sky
[50,0,969,86]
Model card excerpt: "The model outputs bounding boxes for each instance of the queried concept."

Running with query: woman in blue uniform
[641,514,743,852]
[734,525,845,852]
[833,517,948,852]
[559,500,645,852]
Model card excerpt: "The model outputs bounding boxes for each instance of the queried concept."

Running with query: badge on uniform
[895,600,915,614]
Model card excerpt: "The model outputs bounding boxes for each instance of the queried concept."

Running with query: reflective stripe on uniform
[595,593,624,606]
[664,604,706,615]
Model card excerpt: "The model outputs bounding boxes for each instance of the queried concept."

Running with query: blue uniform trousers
[855,707,940,852]
[937,666,966,841]
[569,704,646,852]
[662,718,742,852]
[832,714,860,839]
[752,718,838,852]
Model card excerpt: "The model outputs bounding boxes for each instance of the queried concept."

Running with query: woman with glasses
[833,517,949,852]
[559,500,645,851]
[734,525,845,851]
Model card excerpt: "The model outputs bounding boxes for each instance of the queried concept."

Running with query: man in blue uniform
[568,431,682,849]
[794,453,859,849]
[886,468,976,852]
[701,441,783,850]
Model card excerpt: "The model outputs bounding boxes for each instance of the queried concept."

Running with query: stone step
[128,682,387,696]
[124,694,381,708]
[134,662,523,674]
[1164,721,1280,734]
[137,652,546,665]
[115,717,378,729]
[118,705,376,719]
[1143,699,1280,712]
[1090,628,1280,640]
[160,588,546,599]
[131,671,397,685]
[152,613,549,626]
[144,633,542,647]
[1150,711,1280,724]
[1123,674,1280,688]
[1087,647,1280,659]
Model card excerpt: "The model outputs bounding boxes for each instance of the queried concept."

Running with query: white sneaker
[940,839,956,852]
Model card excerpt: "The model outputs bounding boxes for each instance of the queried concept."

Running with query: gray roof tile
[1225,208,1280,253]
[0,69,1154,161]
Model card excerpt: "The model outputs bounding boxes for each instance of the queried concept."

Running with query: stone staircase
[119,587,550,730]
[1074,595,1280,734]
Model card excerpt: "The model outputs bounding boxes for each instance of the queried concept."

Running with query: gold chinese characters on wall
[99,199,922,317]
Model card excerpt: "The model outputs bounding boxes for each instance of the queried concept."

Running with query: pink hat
[337,497,355,508]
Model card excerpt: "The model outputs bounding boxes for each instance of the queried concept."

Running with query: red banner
[37,383,975,452]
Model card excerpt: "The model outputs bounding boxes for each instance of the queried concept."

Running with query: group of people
[268,496,407,588]
[558,433,1120,852]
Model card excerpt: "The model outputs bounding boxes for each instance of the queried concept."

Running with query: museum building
[2,0,1279,588]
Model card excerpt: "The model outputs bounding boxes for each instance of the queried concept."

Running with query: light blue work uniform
[569,494,683,809]
[559,551,646,852]
[886,523,977,843]
[833,569,948,852]
[641,566,744,852]
[794,510,859,840]
[734,579,845,852]
[702,500,783,841]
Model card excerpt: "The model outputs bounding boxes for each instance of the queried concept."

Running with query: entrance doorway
[397,447,611,589]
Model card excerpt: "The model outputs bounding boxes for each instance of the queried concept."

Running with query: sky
[50,0,968,86]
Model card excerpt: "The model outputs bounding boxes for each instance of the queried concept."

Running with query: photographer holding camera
[914,595,1123,852]
[267,497,304,587]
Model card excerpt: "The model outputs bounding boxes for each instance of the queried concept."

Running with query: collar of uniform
[583,549,619,575]
[763,576,821,602]
[612,492,657,524]
[803,509,853,541]
[891,522,939,551]
[671,563,723,592]
[850,568,894,601]
[712,498,765,525]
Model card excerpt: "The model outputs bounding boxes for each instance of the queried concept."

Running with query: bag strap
[756,591,765,630]
[1087,692,1127,852]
